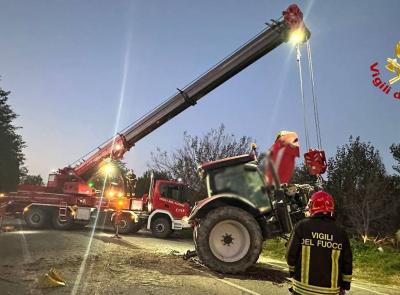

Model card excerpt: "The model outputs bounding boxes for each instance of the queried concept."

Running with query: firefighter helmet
[308,191,334,216]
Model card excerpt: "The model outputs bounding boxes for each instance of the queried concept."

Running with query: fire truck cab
[110,177,195,238]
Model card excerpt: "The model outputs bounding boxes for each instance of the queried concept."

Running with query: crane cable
[297,41,326,188]
[296,44,310,151]
[306,40,322,150]
[296,41,323,151]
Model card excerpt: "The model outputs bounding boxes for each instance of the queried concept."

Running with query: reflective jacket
[286,215,353,295]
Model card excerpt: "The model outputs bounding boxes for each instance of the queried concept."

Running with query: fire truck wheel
[24,208,48,229]
[51,211,74,230]
[194,206,262,274]
[113,214,137,234]
[150,217,172,238]
[130,220,143,234]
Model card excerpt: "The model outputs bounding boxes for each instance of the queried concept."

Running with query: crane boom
[72,4,309,178]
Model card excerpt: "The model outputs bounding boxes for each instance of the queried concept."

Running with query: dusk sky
[1,0,399,179]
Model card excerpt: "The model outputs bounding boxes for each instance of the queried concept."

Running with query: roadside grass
[261,238,400,287]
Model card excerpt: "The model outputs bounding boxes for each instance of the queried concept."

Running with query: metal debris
[37,268,66,288]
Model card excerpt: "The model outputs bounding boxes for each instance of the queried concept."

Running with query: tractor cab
[200,154,272,215]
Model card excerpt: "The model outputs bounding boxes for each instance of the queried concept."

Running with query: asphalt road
[0,218,398,295]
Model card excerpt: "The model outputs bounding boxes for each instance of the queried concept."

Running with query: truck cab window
[159,184,183,203]
[169,186,182,202]
[159,184,168,198]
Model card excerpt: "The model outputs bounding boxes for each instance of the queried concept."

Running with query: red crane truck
[0,4,310,241]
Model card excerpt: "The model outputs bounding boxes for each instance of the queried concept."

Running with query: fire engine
[99,175,196,238]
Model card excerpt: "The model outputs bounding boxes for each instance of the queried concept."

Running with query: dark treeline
[0,86,26,191]
[0,86,45,191]
[294,136,400,239]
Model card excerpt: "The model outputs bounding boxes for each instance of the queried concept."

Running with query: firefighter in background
[286,191,353,295]
[0,203,5,231]
[112,198,125,239]
[125,169,137,198]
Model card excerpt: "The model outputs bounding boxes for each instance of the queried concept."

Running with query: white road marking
[213,277,262,295]
[17,220,32,263]
[351,284,390,295]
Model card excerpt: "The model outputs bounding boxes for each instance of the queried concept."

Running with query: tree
[149,124,253,195]
[390,143,400,174]
[291,163,317,185]
[20,174,44,186]
[327,136,398,241]
[134,169,169,197]
[389,144,400,232]
[0,86,26,192]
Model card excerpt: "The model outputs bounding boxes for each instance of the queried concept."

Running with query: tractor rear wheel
[150,217,172,238]
[194,206,262,274]
[24,207,48,229]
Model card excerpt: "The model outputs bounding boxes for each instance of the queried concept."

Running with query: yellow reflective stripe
[301,245,311,284]
[331,249,341,288]
[293,284,339,295]
[293,285,319,295]
[288,264,295,271]
[293,280,340,293]
[342,274,352,282]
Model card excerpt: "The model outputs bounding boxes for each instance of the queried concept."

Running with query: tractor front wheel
[194,206,262,274]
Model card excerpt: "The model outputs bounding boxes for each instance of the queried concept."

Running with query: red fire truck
[105,175,195,238]
[0,4,309,238]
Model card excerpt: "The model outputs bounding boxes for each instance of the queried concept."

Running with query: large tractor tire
[150,217,172,238]
[24,207,49,229]
[113,214,140,234]
[51,210,74,230]
[194,206,263,274]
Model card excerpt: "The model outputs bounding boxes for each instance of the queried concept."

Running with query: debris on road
[37,268,66,288]
[183,250,197,260]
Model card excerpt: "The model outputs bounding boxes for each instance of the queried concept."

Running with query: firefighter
[286,191,352,295]
[125,169,137,198]
[112,210,122,239]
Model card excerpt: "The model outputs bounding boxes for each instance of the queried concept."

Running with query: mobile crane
[0,4,311,245]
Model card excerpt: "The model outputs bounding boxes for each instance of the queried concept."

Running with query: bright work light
[289,29,306,45]
[102,163,115,176]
